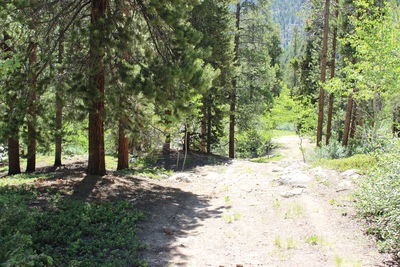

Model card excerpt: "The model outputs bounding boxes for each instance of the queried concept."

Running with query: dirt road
[137,135,390,267]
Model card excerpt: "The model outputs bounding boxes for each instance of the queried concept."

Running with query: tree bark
[54,93,63,167]
[317,0,331,147]
[2,33,21,175]
[200,100,207,152]
[229,2,241,159]
[26,42,37,173]
[326,0,339,145]
[163,134,171,153]
[350,102,357,139]
[87,0,107,176]
[393,106,400,137]
[206,103,212,153]
[342,95,354,146]
[356,106,363,138]
[54,33,64,167]
[163,110,172,154]
[8,137,20,175]
[117,120,129,170]
[183,123,190,152]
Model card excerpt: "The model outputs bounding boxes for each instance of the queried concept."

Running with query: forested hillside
[271,0,306,46]
[1,0,400,266]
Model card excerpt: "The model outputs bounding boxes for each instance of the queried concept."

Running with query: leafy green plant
[0,185,146,266]
[305,235,325,246]
[222,213,242,223]
[355,144,400,254]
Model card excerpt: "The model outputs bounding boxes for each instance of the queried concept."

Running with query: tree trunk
[54,33,64,167]
[200,100,207,152]
[206,103,212,153]
[326,0,339,145]
[163,110,172,154]
[2,33,21,175]
[163,133,171,153]
[183,123,190,152]
[26,42,37,173]
[350,102,357,139]
[117,120,129,170]
[8,137,20,175]
[356,106,363,138]
[87,0,107,176]
[317,0,331,147]
[393,106,400,137]
[342,96,354,146]
[54,94,63,167]
[229,2,241,159]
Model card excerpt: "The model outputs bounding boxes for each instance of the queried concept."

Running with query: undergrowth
[0,176,146,266]
[313,154,376,173]
[355,144,400,255]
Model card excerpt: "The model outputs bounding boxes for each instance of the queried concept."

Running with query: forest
[1,0,400,266]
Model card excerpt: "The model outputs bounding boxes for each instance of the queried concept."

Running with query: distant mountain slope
[271,0,306,46]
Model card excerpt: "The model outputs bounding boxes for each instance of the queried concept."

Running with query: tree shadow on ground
[145,150,231,172]
[30,162,225,266]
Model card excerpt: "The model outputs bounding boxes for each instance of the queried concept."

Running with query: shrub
[355,141,400,254]
[312,140,349,160]
[236,129,273,158]
[312,138,394,161]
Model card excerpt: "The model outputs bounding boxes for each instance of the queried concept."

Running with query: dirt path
[137,135,391,267]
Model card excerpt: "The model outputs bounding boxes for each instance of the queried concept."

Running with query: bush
[355,141,400,254]
[313,140,349,159]
[312,138,394,160]
[236,129,273,158]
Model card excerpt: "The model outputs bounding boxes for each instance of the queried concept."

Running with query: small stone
[169,173,192,183]
[276,173,312,187]
[272,167,284,173]
[280,188,304,198]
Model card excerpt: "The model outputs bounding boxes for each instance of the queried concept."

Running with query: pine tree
[190,0,235,154]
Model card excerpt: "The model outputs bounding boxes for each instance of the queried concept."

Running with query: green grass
[222,213,242,223]
[0,173,53,186]
[305,235,329,246]
[313,154,376,173]
[271,130,297,137]
[0,155,55,174]
[0,165,7,172]
[250,154,284,163]
[224,196,232,204]
[284,201,304,218]
[105,155,118,169]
